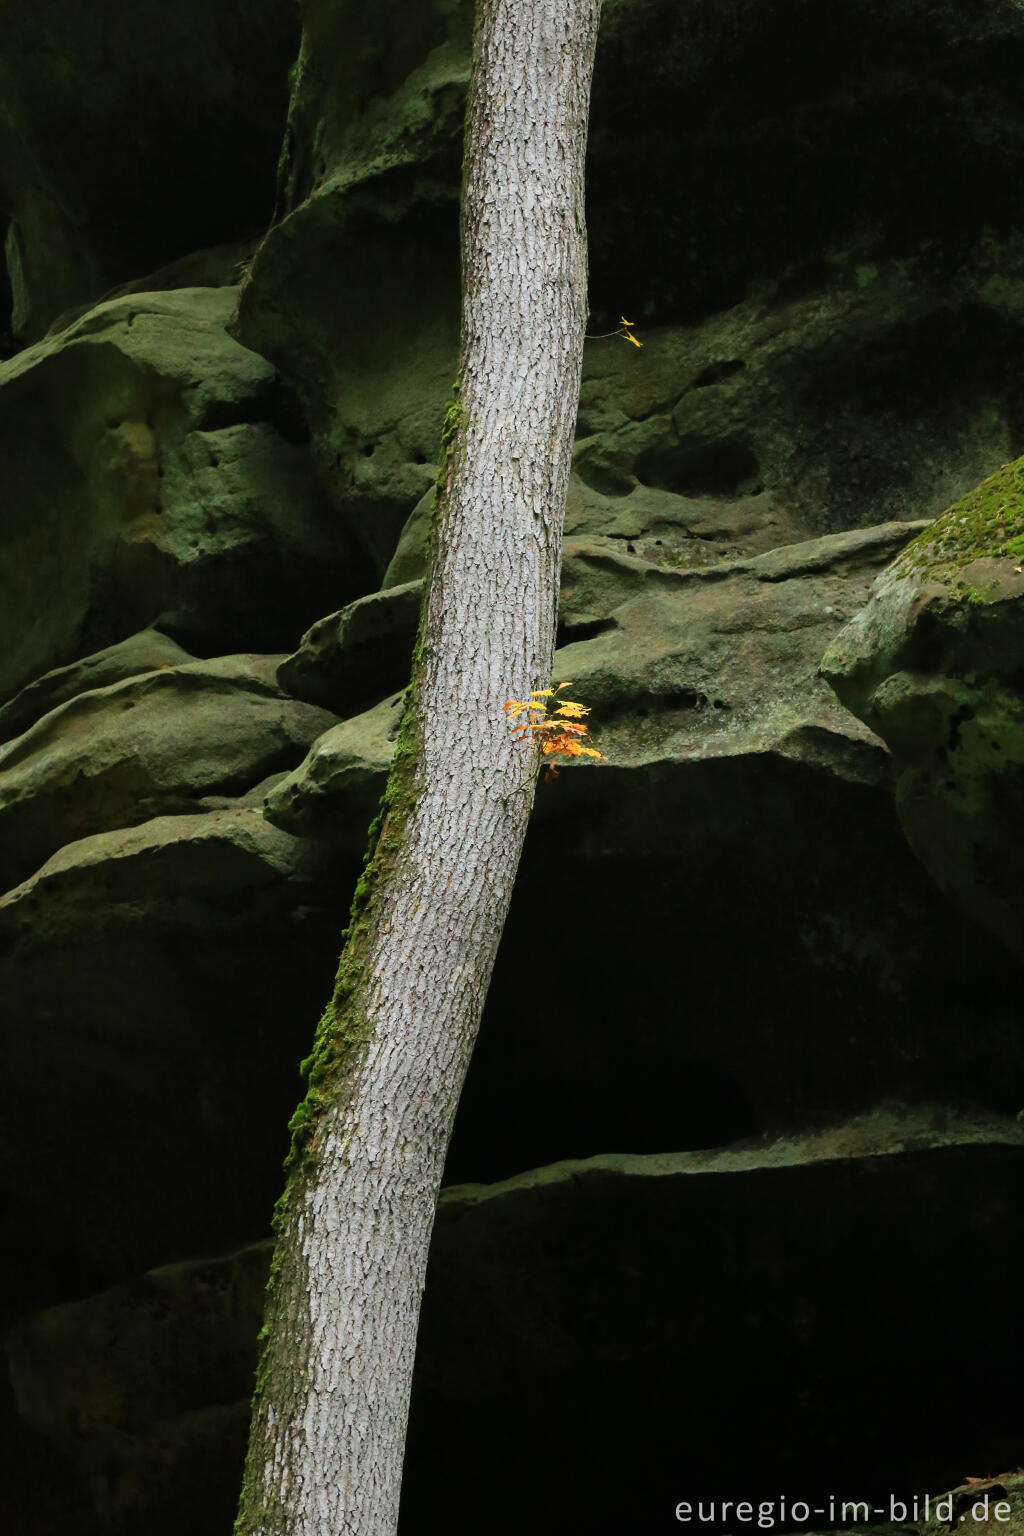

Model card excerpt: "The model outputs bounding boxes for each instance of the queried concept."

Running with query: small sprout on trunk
[503,680,604,777]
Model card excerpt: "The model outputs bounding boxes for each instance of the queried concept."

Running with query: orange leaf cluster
[502,681,605,778]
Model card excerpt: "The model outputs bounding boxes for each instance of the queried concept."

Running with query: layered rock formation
[823,459,1024,962]
[2,1,1023,1534]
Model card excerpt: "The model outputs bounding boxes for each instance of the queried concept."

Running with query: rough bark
[234,3,601,1533]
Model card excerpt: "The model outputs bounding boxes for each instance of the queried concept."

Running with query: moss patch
[262,380,468,1203]
[278,377,463,1181]
[894,456,1024,590]
[235,374,470,1534]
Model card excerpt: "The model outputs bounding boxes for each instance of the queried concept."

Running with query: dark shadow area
[406,1143,1024,1536]
[636,434,762,499]
[444,756,1024,1187]
[782,304,1024,534]
[587,0,1024,324]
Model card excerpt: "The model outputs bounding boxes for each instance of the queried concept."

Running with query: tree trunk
[235,3,602,1533]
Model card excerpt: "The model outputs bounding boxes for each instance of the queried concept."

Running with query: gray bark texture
[234,2,602,1534]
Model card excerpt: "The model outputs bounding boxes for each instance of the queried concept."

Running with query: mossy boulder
[264,690,404,848]
[822,459,1024,961]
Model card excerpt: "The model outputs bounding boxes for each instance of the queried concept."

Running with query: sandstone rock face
[0,287,371,700]
[277,580,423,714]
[237,0,1024,589]
[822,459,1024,961]
[270,524,919,846]
[5,2,1024,1534]
[265,691,404,849]
[0,628,196,745]
[0,656,338,891]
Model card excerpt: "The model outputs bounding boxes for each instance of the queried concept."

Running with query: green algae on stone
[893,455,1024,589]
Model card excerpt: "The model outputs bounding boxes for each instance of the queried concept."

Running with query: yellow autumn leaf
[619,316,635,327]
[622,330,642,349]
[503,678,602,772]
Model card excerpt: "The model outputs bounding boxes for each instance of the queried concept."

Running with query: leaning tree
[235,2,603,1531]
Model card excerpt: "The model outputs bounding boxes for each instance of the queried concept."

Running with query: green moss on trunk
[234,384,466,1527]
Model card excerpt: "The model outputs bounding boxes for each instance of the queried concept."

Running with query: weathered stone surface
[231,0,468,576]
[0,2,298,339]
[822,459,1024,961]
[266,520,1024,1173]
[0,657,339,891]
[382,486,434,588]
[0,807,350,1297]
[277,580,422,714]
[0,804,327,936]
[269,523,924,846]
[552,522,929,771]
[620,265,1024,554]
[237,0,1024,590]
[0,288,371,700]
[45,237,259,336]
[264,691,404,848]
[0,628,195,746]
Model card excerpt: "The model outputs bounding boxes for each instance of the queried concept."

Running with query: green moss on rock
[894,455,1024,589]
